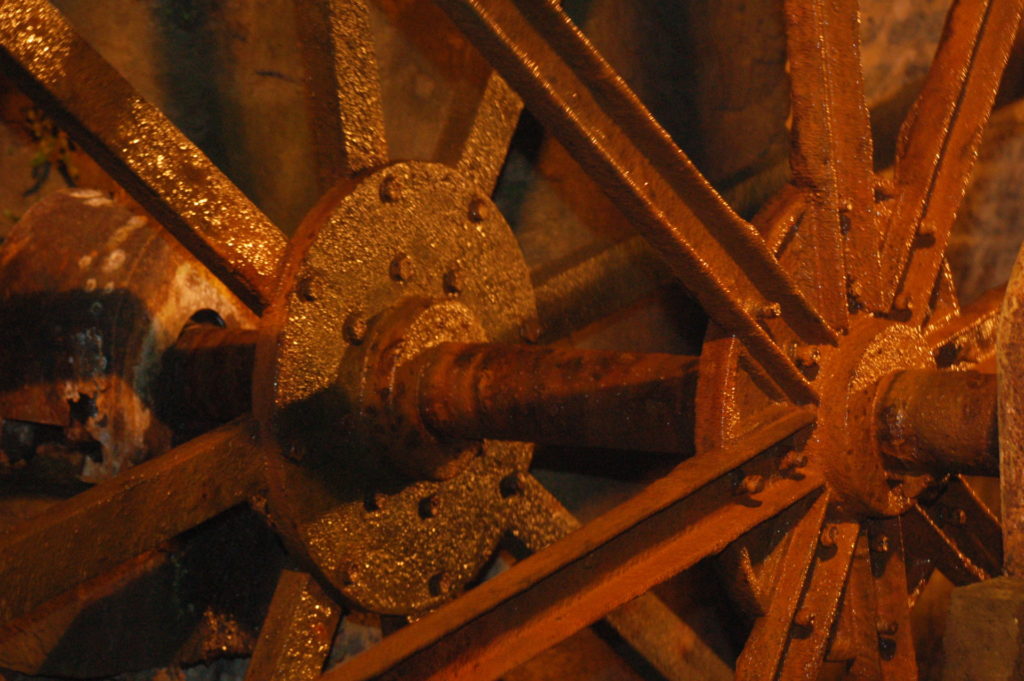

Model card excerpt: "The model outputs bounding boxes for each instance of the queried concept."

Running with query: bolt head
[793,608,815,631]
[419,495,440,519]
[443,266,463,294]
[343,310,368,344]
[519,318,542,343]
[468,197,488,222]
[428,572,452,597]
[819,524,838,548]
[500,471,526,498]
[780,450,808,473]
[296,276,321,302]
[379,175,400,202]
[871,534,890,554]
[390,253,414,282]
[758,302,782,319]
[735,474,766,496]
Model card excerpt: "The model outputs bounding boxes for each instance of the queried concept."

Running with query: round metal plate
[255,161,538,614]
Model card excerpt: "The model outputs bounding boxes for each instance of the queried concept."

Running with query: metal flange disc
[255,161,538,614]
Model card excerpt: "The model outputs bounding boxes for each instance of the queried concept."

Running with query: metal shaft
[405,342,699,454]
[874,369,998,476]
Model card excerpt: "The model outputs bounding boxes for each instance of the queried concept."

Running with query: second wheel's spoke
[0,419,263,626]
[783,0,875,322]
[775,520,858,679]
[866,518,918,680]
[0,0,287,311]
[882,0,1024,318]
[434,0,837,404]
[736,492,830,681]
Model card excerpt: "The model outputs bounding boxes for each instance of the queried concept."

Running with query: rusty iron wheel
[0,0,1021,680]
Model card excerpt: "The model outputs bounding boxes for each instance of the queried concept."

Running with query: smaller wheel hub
[810,316,936,516]
[350,296,488,480]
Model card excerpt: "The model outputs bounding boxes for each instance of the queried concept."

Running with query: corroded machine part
[406,342,698,455]
[874,368,999,476]
[0,189,255,484]
[255,161,538,614]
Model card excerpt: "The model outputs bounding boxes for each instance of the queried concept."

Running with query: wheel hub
[807,316,936,516]
[254,161,540,614]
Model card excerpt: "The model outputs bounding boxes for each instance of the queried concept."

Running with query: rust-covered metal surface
[0,0,1023,680]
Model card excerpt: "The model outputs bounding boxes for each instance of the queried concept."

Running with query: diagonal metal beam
[0,0,287,311]
[0,419,264,625]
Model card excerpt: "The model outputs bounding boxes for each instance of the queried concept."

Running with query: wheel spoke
[904,504,990,585]
[448,72,522,195]
[508,478,733,681]
[925,283,1003,364]
[775,519,858,679]
[532,236,671,343]
[882,0,1024,318]
[929,475,1003,575]
[783,0,875,321]
[0,0,287,311]
[294,0,389,186]
[244,569,342,681]
[433,0,838,404]
[866,518,918,679]
[320,404,817,681]
[735,492,830,681]
[0,419,263,625]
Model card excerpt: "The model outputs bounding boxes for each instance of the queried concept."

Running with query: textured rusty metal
[0,189,255,483]
[874,369,999,475]
[433,0,835,406]
[321,404,814,681]
[1000,236,1024,576]
[883,0,1024,320]
[409,342,698,454]
[294,0,389,186]
[0,0,288,310]
[783,0,876,321]
[163,324,258,427]
[0,419,263,625]
[244,569,341,681]
[255,161,539,614]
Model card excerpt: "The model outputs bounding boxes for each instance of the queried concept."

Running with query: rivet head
[793,608,815,631]
[735,474,766,496]
[871,534,890,554]
[443,266,463,294]
[519,318,541,343]
[428,572,452,597]
[893,293,912,314]
[418,495,440,519]
[819,524,838,548]
[343,310,368,344]
[500,471,526,498]
[468,197,488,222]
[390,253,414,282]
[364,491,387,512]
[876,618,899,636]
[780,450,808,473]
[790,344,820,369]
[379,175,400,202]
[757,302,782,319]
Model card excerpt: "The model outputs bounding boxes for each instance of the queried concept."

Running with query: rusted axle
[401,342,698,455]
[874,369,998,476]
